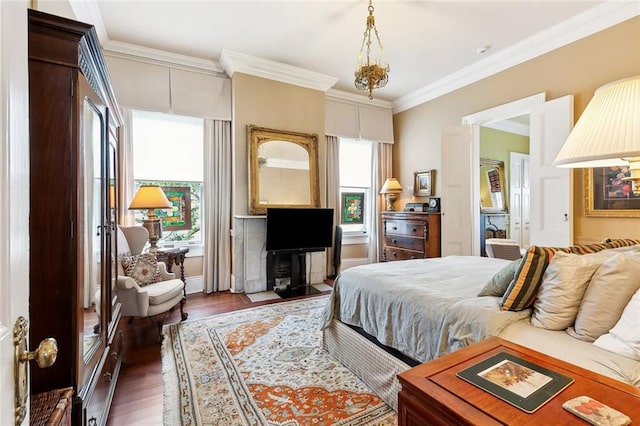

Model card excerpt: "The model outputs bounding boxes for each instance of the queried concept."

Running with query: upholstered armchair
[116,226,188,342]
[485,238,523,261]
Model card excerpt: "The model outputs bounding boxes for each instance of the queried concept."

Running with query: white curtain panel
[370,143,392,263]
[203,119,232,293]
[325,135,340,277]
[119,108,136,226]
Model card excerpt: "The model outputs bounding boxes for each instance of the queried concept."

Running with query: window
[339,138,373,236]
[131,110,204,245]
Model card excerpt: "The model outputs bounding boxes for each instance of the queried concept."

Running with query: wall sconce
[380,177,403,211]
[128,185,172,252]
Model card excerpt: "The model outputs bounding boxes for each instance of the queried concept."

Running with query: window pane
[339,138,372,188]
[132,110,204,182]
[131,110,204,244]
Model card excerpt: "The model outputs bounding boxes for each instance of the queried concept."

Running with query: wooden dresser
[398,337,640,425]
[381,211,441,261]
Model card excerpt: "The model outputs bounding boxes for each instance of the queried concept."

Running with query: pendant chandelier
[354,0,390,100]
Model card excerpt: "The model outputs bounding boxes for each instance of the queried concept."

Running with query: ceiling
[56,0,636,110]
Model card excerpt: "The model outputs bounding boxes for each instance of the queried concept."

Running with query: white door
[1,2,31,425]
[509,152,531,248]
[441,124,476,256]
[529,96,574,247]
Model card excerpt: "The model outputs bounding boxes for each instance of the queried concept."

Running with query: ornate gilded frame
[247,125,320,215]
[584,167,640,217]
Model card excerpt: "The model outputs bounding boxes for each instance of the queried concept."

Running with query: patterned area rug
[162,296,397,425]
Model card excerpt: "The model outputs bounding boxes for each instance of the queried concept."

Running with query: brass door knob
[20,337,58,368]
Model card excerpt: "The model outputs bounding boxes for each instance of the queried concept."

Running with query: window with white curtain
[131,110,204,245]
[339,138,373,235]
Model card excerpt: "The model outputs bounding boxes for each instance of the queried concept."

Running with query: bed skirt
[321,319,412,411]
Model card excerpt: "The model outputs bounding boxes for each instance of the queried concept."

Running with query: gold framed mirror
[480,158,508,213]
[248,125,320,215]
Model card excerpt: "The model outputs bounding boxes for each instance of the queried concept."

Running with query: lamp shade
[553,75,640,168]
[380,177,402,194]
[128,185,172,210]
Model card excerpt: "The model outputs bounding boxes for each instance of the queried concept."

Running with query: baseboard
[184,275,204,294]
[341,257,369,272]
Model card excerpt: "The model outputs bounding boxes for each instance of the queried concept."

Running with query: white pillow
[593,288,640,360]
[567,251,640,342]
[531,251,601,330]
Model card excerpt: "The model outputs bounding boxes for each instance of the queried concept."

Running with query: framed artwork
[341,192,365,224]
[414,170,435,197]
[158,186,192,230]
[585,167,640,217]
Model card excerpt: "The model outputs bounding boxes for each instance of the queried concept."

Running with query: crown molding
[103,40,226,76]
[392,0,640,114]
[326,89,393,110]
[220,49,338,93]
[68,0,108,43]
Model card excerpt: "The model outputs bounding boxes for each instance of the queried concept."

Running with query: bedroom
[1,0,639,425]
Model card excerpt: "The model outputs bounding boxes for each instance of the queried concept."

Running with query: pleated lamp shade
[553,75,640,168]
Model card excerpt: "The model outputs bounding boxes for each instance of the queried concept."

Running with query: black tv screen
[266,208,334,252]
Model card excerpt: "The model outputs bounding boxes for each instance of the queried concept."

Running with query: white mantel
[232,215,326,294]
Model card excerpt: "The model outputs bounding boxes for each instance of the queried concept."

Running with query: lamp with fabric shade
[128,185,172,252]
[380,177,403,211]
[553,75,640,191]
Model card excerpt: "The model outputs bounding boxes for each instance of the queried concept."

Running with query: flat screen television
[266,208,334,252]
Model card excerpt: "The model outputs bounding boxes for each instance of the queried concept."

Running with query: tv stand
[267,251,321,298]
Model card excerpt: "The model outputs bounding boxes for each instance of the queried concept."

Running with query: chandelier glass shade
[355,0,390,100]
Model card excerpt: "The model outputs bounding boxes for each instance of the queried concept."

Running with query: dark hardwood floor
[107,287,331,426]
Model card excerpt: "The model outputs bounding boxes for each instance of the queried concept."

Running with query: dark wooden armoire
[28,9,123,425]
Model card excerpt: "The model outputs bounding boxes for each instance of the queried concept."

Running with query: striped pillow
[500,240,640,311]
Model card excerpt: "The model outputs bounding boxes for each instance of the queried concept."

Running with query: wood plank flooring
[107,288,331,426]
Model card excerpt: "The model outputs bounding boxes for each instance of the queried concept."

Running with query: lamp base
[142,217,162,253]
[385,194,398,211]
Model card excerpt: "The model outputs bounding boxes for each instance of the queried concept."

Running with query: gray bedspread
[321,256,530,362]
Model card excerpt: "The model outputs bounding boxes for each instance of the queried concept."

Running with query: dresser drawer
[384,246,424,261]
[384,235,425,252]
[385,220,426,238]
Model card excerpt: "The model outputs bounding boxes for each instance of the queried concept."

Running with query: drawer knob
[88,418,97,426]
[104,371,112,383]
[392,239,397,244]
[412,227,417,232]
[392,226,397,230]
[392,252,397,257]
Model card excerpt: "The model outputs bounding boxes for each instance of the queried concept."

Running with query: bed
[320,255,529,409]
[320,252,640,411]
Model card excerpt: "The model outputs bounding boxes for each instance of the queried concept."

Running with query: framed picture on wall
[158,186,192,230]
[585,167,640,217]
[414,170,435,197]
[341,192,365,224]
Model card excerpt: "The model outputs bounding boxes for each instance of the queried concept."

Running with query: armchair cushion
[122,253,161,286]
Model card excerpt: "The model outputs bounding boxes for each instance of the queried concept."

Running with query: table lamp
[128,185,172,252]
[380,177,403,211]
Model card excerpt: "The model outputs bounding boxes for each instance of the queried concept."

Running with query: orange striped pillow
[500,240,640,311]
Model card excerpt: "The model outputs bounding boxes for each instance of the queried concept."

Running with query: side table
[397,336,640,425]
[156,247,189,298]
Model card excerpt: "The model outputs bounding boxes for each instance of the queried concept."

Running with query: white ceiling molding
[220,49,338,93]
[326,89,393,110]
[68,0,108,43]
[104,40,225,76]
[482,120,530,137]
[392,0,640,114]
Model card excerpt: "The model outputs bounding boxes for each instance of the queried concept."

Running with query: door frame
[462,93,546,256]
[1,1,31,425]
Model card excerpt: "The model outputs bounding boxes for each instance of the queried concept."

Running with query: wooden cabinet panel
[28,10,123,425]
[381,212,441,261]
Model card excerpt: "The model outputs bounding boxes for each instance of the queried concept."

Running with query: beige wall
[393,16,640,244]
[232,73,326,215]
